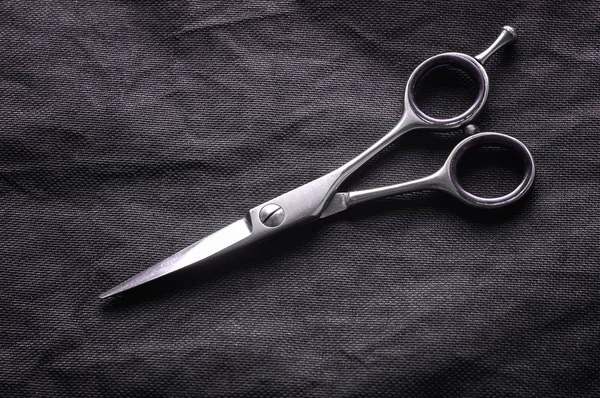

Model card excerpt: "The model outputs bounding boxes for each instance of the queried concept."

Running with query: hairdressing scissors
[100,26,535,299]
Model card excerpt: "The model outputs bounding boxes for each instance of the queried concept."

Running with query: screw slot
[259,204,285,227]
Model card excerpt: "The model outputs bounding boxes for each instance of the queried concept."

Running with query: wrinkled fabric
[1,1,600,397]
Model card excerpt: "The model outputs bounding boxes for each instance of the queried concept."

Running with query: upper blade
[99,218,252,298]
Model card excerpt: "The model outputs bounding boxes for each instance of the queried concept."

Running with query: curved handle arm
[331,132,535,214]
[346,171,443,208]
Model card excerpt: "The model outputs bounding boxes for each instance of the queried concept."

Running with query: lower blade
[99,218,252,298]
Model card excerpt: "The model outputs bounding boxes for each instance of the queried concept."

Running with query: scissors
[100,26,535,299]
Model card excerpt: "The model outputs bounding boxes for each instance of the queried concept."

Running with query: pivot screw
[259,204,285,227]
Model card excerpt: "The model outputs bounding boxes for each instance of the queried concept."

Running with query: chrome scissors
[100,26,535,299]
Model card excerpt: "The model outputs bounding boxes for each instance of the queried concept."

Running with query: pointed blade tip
[98,217,253,300]
[98,284,129,299]
[98,288,116,299]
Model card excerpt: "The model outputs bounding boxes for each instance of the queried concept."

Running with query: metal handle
[334,26,518,188]
[404,52,489,128]
[403,26,517,128]
[344,132,535,209]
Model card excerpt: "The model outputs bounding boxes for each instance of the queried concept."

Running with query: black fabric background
[2,1,600,396]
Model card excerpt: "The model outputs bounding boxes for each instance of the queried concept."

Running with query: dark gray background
[1,1,599,396]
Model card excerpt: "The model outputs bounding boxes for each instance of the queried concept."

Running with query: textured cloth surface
[1,1,600,397]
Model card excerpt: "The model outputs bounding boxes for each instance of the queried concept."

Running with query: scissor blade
[99,218,252,298]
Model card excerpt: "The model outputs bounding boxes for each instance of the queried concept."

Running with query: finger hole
[407,53,488,126]
[448,133,535,207]
[413,65,478,121]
